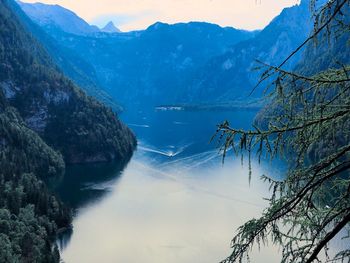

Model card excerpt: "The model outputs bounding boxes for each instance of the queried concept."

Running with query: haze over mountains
[16,1,316,112]
[17,0,313,110]
[18,1,122,35]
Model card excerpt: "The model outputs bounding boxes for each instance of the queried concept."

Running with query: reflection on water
[50,162,127,210]
[59,155,281,263]
[57,228,73,252]
[51,162,129,252]
[55,109,284,263]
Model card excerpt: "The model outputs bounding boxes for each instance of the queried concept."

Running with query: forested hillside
[0,0,136,260]
[0,0,136,164]
[0,92,71,262]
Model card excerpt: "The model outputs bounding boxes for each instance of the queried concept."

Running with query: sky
[21,0,301,31]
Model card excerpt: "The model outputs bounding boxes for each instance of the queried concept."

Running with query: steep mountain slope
[17,0,100,35]
[1,0,136,164]
[255,3,350,130]
[183,0,313,103]
[0,2,72,261]
[11,0,121,112]
[0,89,65,178]
[294,7,350,75]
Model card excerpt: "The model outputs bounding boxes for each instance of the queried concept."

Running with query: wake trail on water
[159,150,219,169]
[138,142,192,157]
[134,140,265,207]
[138,146,175,157]
[127,123,150,128]
[133,149,264,208]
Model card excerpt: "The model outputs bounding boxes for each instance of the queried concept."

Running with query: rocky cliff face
[0,91,65,178]
[182,1,313,103]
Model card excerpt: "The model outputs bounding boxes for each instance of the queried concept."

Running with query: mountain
[17,3,257,108]
[17,0,100,35]
[15,1,121,111]
[101,21,121,33]
[294,4,350,76]
[182,0,312,103]
[255,2,350,130]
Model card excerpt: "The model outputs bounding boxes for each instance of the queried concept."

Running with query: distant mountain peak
[101,21,121,33]
[18,1,100,35]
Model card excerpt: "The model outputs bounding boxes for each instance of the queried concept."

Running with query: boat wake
[138,143,192,158]
[127,123,150,128]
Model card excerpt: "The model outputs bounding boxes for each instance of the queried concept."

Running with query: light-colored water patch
[60,156,280,263]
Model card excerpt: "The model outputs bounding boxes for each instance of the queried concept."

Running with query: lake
[54,109,284,263]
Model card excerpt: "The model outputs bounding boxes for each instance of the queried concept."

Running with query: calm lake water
[54,109,284,263]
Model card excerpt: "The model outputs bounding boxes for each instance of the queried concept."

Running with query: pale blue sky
[21,0,301,31]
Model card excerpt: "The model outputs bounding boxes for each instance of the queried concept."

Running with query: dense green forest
[0,0,136,261]
[0,85,71,262]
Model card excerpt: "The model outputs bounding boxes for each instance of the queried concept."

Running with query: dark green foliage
[0,105,65,178]
[0,100,71,262]
[43,90,136,163]
[0,194,69,263]
[0,92,71,262]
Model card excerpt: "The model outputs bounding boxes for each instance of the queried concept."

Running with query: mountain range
[17,0,313,110]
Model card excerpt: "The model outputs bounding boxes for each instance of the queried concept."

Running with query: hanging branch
[217,0,350,262]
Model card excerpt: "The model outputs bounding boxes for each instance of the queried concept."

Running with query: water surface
[56,109,283,263]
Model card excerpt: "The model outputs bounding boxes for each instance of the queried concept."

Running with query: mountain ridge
[18,1,313,108]
[17,0,100,35]
[18,2,257,108]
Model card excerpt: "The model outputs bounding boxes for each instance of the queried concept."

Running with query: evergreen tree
[216,1,350,262]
